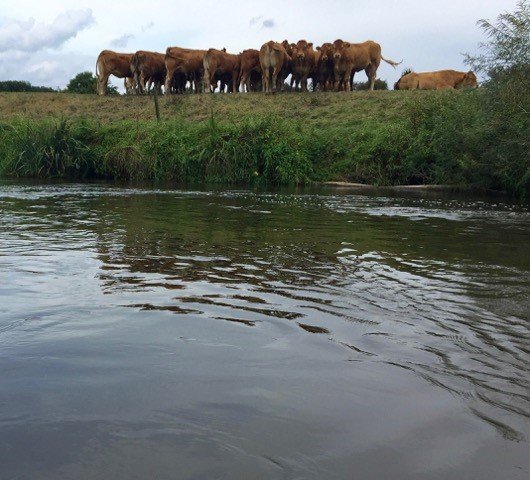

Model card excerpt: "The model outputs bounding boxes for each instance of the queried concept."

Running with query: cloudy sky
[0,0,519,89]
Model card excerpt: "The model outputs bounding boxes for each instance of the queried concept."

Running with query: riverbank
[0,91,527,197]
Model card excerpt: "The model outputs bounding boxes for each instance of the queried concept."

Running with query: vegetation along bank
[0,88,528,198]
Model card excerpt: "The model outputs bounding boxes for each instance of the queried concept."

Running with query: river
[0,182,528,479]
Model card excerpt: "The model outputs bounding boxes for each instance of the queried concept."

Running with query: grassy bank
[0,91,528,197]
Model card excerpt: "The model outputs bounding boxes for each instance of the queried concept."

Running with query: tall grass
[0,91,527,197]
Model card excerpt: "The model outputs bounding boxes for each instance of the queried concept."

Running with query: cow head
[332,39,349,61]
[319,43,334,62]
[281,40,294,56]
[462,70,478,88]
[293,40,314,61]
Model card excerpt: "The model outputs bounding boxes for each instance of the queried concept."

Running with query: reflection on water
[1,182,529,479]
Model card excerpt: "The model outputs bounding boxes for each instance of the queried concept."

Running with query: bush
[0,81,55,93]
[66,71,119,95]
[463,0,530,196]
[353,79,389,90]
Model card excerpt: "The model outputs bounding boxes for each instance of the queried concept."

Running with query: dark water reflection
[1,182,529,479]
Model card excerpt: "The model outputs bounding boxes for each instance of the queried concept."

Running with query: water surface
[1,182,529,479]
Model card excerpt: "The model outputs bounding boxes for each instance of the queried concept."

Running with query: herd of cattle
[95,39,479,95]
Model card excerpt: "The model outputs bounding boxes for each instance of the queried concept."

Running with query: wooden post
[153,85,160,122]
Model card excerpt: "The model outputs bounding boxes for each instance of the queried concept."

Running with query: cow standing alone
[96,50,134,95]
[259,41,291,93]
[332,40,401,91]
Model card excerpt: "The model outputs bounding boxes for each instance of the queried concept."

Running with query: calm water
[0,182,529,480]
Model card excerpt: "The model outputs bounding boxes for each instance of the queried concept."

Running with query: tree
[464,0,529,196]
[65,71,119,95]
[464,0,529,78]
[464,0,529,115]
[0,80,55,92]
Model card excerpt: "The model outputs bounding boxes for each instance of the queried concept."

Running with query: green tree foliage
[65,71,119,95]
[465,0,529,77]
[0,80,55,92]
[464,0,529,196]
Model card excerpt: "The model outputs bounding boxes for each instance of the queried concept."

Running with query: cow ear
[344,42,351,48]
[308,42,313,48]
[316,46,321,51]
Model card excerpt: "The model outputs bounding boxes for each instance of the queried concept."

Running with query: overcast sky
[0,0,519,89]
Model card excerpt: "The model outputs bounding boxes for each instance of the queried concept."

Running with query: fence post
[153,85,160,122]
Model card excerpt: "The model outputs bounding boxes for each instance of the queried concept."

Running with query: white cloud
[110,34,135,48]
[0,49,95,87]
[0,9,95,53]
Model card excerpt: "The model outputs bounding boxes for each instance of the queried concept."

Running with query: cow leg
[301,74,309,93]
[134,71,141,94]
[232,71,239,93]
[98,73,110,95]
[164,68,174,94]
[262,71,267,93]
[365,65,376,90]
[272,67,281,94]
[350,71,355,91]
[204,73,212,93]
[343,68,353,92]
[334,68,343,92]
[337,74,345,91]
[239,73,247,92]
[278,73,285,92]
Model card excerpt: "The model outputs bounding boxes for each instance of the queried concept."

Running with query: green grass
[0,90,528,197]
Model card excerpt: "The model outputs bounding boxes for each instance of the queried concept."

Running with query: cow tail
[131,53,141,93]
[382,56,402,69]
[202,54,210,91]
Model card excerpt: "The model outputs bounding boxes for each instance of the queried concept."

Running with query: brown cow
[96,50,133,95]
[315,43,335,91]
[394,70,478,90]
[164,46,206,94]
[239,49,261,92]
[259,41,291,93]
[203,48,241,93]
[290,40,318,92]
[332,40,401,91]
[280,40,295,91]
[130,51,166,94]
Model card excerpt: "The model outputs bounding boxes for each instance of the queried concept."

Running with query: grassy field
[0,90,420,124]
[0,91,527,197]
